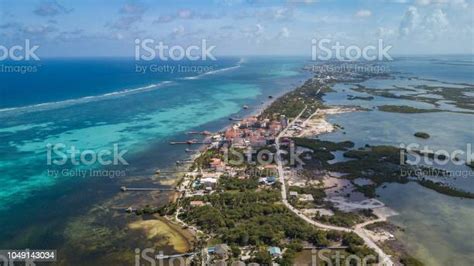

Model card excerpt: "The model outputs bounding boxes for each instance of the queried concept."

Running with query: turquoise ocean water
[0,57,310,250]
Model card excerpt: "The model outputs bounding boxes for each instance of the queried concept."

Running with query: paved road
[275,103,394,266]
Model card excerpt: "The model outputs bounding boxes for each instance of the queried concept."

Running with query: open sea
[0,55,473,265]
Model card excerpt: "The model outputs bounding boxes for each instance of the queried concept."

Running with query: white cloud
[169,25,185,38]
[273,7,294,21]
[355,9,372,17]
[276,27,290,39]
[376,27,396,39]
[415,0,432,6]
[399,6,419,37]
[421,8,449,38]
[398,6,451,40]
[177,9,194,19]
[240,23,265,43]
[415,0,468,8]
[255,24,264,35]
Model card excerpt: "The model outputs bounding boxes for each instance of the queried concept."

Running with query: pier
[186,131,211,136]
[120,186,175,192]
[176,159,193,165]
[169,140,211,145]
[155,169,188,174]
[155,252,197,259]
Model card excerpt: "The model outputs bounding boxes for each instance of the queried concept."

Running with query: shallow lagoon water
[378,182,474,266]
[321,56,474,265]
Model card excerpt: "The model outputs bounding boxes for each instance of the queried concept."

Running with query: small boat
[242,105,249,109]
[268,95,273,99]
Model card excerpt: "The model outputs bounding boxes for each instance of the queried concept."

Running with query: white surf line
[0,81,173,115]
[182,58,244,80]
[275,86,394,266]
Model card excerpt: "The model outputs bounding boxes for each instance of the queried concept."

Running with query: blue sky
[1,0,473,57]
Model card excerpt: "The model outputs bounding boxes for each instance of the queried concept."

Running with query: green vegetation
[181,190,329,246]
[377,105,441,114]
[354,184,378,198]
[175,176,376,263]
[414,132,430,139]
[292,137,354,165]
[191,148,221,170]
[417,179,474,199]
[260,79,331,119]
[409,150,448,162]
[400,256,425,266]
[347,95,374,101]
[250,248,273,265]
[422,85,474,111]
[342,232,377,257]
[328,145,408,186]
[467,161,474,169]
[219,175,259,191]
[288,185,326,205]
[293,138,354,152]
[294,138,474,200]
[316,211,365,227]
[353,84,474,112]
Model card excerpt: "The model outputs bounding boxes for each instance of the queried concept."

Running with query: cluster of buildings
[220,115,288,149]
[289,191,315,202]
[205,244,283,265]
[177,115,293,264]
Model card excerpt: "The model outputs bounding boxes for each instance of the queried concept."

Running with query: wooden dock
[169,140,211,145]
[186,131,211,136]
[176,159,193,165]
[155,169,188,175]
[120,186,175,192]
[155,252,196,259]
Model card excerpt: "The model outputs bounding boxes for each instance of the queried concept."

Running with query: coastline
[155,72,397,263]
[153,71,315,252]
[155,62,474,265]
